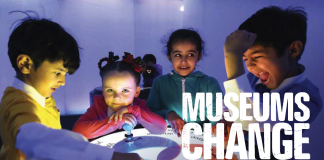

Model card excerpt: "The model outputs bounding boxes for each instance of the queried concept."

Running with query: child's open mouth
[259,71,270,84]
[51,88,56,92]
[178,66,189,70]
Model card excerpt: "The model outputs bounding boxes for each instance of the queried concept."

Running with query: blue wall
[0,0,323,159]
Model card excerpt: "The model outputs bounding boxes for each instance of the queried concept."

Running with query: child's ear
[17,54,33,74]
[289,41,303,59]
[134,86,141,97]
[167,55,172,62]
[197,53,202,61]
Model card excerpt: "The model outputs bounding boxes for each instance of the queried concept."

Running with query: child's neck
[286,63,302,79]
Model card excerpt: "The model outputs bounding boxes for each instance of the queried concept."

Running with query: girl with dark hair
[147,29,223,136]
[73,52,166,139]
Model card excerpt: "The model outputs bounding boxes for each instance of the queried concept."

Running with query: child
[0,14,141,160]
[146,29,223,136]
[220,6,323,159]
[143,53,163,75]
[139,54,163,100]
[73,52,167,139]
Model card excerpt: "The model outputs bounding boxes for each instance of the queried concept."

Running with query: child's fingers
[170,121,177,135]
[248,32,257,43]
[212,123,217,136]
[226,122,230,139]
[173,122,179,136]
[118,108,128,121]
[114,113,119,124]
[108,113,115,123]
[177,120,185,136]
[125,114,137,127]
[118,112,124,121]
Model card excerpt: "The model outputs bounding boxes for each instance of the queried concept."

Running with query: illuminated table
[91,128,249,160]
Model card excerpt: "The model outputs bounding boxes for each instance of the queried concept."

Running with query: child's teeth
[259,72,264,76]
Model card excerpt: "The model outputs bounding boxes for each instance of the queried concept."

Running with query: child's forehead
[42,60,68,71]
[103,71,136,83]
[172,40,197,47]
[171,41,198,52]
[246,45,276,54]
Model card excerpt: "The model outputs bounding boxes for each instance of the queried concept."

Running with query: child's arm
[146,78,183,136]
[107,100,167,134]
[224,30,257,80]
[73,101,123,139]
[146,78,170,119]
[127,99,167,134]
[207,77,223,126]
[16,122,141,160]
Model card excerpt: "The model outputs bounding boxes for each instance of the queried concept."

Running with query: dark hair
[8,11,80,74]
[142,65,161,87]
[239,6,307,60]
[163,28,205,57]
[143,54,156,64]
[98,53,142,86]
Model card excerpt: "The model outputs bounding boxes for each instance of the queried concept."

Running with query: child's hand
[108,107,129,124]
[224,30,257,56]
[123,114,137,128]
[212,119,233,150]
[224,30,257,80]
[167,111,185,137]
[212,119,245,150]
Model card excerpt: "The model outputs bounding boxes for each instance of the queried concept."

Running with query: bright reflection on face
[168,41,201,77]
[28,60,68,98]
[243,45,291,89]
[102,71,140,111]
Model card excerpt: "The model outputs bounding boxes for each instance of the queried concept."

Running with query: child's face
[28,60,68,97]
[102,71,140,111]
[243,45,291,89]
[168,42,201,77]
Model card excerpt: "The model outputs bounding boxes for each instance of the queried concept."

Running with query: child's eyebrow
[251,50,265,54]
[172,50,197,54]
[55,68,68,73]
[243,50,265,57]
[122,87,132,89]
[172,50,181,54]
[103,87,133,89]
[187,50,197,53]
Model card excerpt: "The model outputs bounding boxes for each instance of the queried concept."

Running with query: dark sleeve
[146,78,170,119]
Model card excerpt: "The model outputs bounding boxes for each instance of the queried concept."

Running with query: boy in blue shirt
[220,6,323,160]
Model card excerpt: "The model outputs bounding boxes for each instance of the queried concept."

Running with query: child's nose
[181,56,187,62]
[59,76,65,86]
[246,59,256,69]
[114,94,121,100]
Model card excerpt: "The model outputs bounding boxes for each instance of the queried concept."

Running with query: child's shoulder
[0,87,38,112]
[193,71,220,83]
[289,78,321,97]
[151,74,171,84]
[92,95,106,106]
[1,87,32,103]
[133,97,146,106]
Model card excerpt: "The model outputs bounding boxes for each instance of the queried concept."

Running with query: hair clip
[98,51,119,71]
[122,52,143,73]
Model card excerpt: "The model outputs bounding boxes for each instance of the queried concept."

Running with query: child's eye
[254,56,262,59]
[174,54,181,57]
[243,58,248,62]
[188,53,195,57]
[107,89,114,93]
[122,89,129,93]
[54,72,61,76]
